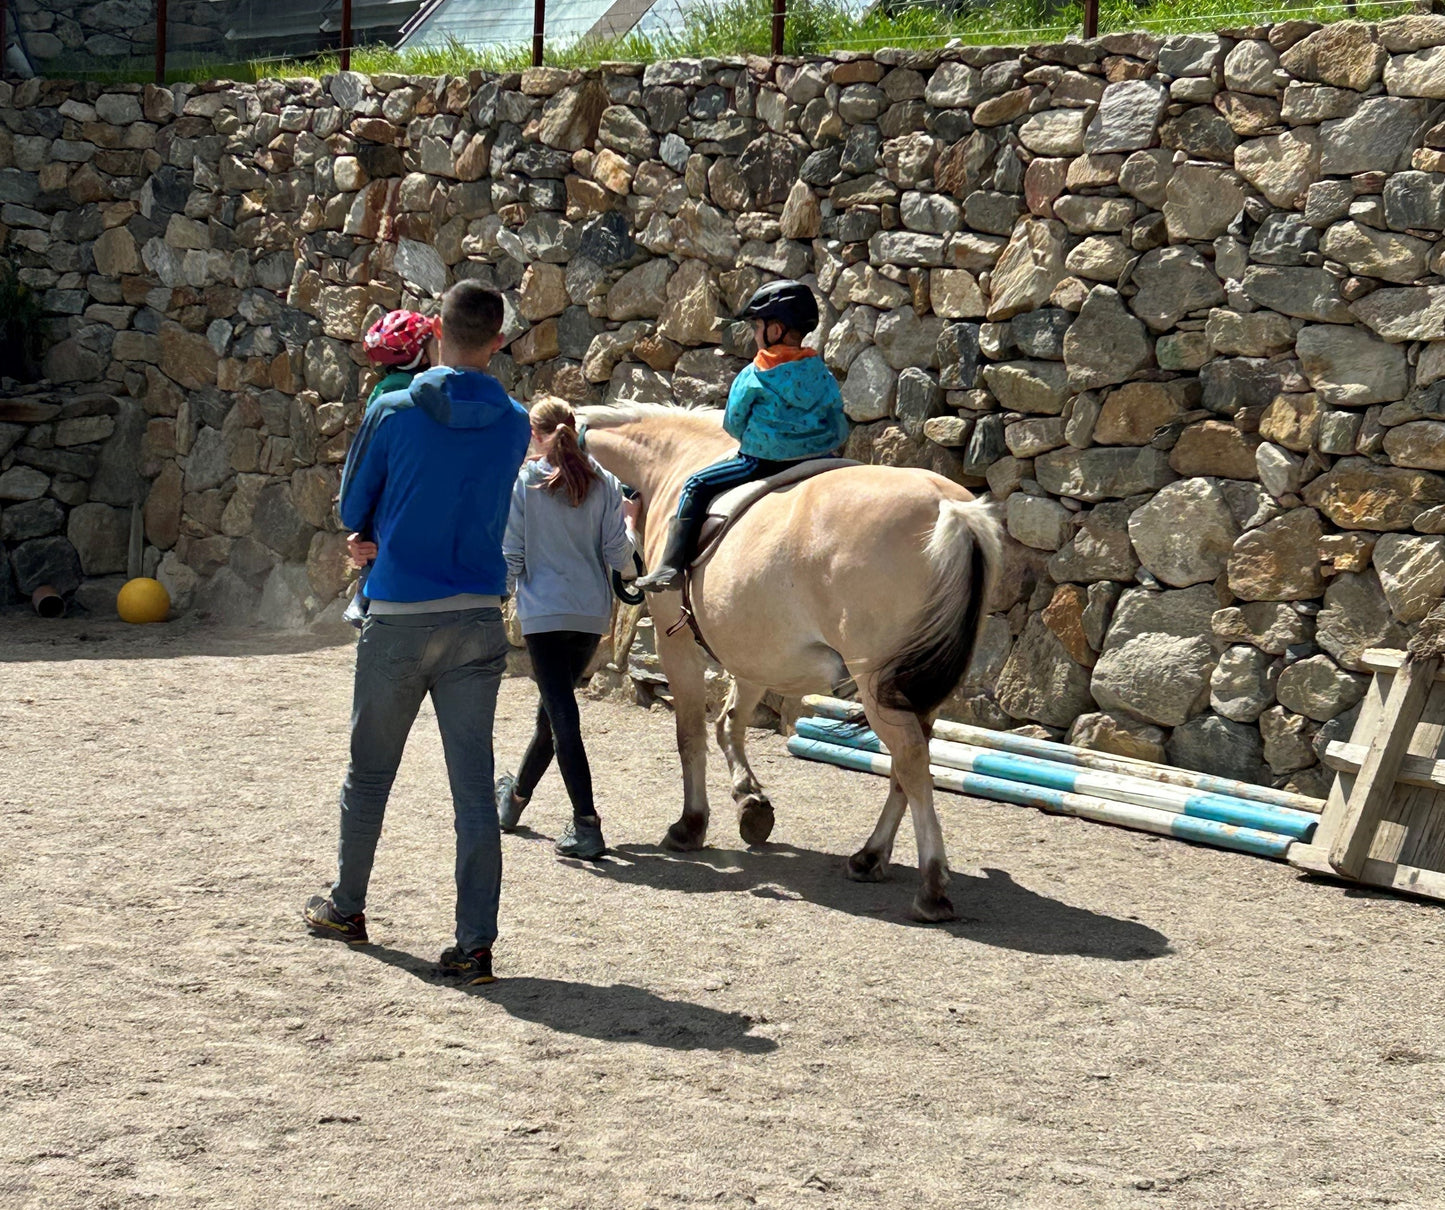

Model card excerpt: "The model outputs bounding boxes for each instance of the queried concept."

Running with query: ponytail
[529,396,599,508]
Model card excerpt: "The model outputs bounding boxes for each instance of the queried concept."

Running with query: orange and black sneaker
[437,945,496,985]
[303,894,368,945]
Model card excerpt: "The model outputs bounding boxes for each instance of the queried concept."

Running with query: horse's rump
[692,465,1001,710]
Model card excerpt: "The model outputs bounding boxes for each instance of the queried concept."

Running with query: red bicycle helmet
[364,310,436,368]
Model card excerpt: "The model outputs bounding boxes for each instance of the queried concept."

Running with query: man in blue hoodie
[304,282,531,986]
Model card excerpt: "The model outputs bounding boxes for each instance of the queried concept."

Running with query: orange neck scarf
[753,345,817,371]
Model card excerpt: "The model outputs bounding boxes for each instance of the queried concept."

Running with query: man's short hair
[440,282,504,351]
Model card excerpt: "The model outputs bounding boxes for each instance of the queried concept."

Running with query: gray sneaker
[556,815,606,860]
[496,773,527,832]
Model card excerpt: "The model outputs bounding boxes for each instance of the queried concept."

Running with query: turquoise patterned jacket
[723,352,849,462]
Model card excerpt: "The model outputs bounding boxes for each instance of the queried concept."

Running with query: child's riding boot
[635,518,692,593]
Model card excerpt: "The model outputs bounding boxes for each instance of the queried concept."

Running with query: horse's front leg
[847,770,906,883]
[655,622,711,851]
[715,677,773,845]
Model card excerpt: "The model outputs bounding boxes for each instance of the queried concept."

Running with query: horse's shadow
[359,945,778,1054]
[576,843,1171,961]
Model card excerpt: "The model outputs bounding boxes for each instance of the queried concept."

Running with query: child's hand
[347,533,378,566]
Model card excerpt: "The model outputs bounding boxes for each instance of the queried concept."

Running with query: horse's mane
[577,400,725,431]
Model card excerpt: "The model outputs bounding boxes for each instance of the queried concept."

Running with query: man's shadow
[575,843,1171,961]
[360,945,777,1054]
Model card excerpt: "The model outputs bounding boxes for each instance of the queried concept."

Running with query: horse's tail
[874,495,1003,718]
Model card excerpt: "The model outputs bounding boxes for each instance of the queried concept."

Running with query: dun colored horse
[580,403,1002,922]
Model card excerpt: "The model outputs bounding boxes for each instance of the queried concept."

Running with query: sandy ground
[2,615,1445,1210]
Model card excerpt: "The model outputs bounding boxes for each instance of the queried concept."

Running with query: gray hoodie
[503,457,633,636]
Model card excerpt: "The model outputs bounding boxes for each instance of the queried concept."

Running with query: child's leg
[527,631,602,818]
[637,455,767,591]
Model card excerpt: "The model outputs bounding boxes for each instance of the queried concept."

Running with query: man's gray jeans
[331,607,509,952]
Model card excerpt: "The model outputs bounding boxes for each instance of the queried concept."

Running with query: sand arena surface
[3,615,1444,1209]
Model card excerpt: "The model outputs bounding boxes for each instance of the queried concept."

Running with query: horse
[579,402,1003,922]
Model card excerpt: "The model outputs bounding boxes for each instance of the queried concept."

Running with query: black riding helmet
[737,279,820,336]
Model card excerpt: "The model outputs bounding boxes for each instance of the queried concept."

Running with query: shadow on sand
[0,613,355,662]
[360,945,778,1054]
[575,843,1171,962]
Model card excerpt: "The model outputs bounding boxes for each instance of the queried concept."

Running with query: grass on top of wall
[50,0,1415,86]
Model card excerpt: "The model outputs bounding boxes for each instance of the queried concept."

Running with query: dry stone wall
[5,17,1445,788]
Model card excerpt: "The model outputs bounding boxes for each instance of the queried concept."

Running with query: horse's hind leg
[856,681,954,922]
[655,623,711,851]
[715,677,773,846]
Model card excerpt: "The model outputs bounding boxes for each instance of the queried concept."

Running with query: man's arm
[338,409,390,534]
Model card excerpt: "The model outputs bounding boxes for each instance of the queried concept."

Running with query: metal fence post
[341,0,352,70]
[155,0,168,84]
[533,0,544,66]
[0,0,8,83]
[771,0,786,56]
[1083,0,1098,39]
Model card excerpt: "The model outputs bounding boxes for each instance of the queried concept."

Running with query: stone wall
[0,385,150,612]
[4,17,1445,788]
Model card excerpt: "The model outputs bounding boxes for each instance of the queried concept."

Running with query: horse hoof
[846,849,889,882]
[737,794,774,846]
[909,893,956,924]
[662,820,707,851]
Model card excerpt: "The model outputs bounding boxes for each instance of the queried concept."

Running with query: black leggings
[515,630,602,819]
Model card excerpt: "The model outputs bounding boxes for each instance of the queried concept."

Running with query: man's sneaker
[438,946,496,985]
[303,894,368,945]
[496,773,527,832]
[556,815,607,860]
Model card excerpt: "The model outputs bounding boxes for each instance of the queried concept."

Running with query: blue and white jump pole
[786,734,1300,861]
[801,694,1322,814]
[794,717,1318,842]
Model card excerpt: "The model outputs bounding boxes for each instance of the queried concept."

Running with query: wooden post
[0,0,8,83]
[1083,0,1098,39]
[155,0,168,85]
[771,0,786,56]
[340,0,353,70]
[532,0,544,67]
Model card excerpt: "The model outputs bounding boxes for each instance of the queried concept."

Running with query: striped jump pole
[787,735,1297,861]
[801,695,1323,815]
[796,717,1317,842]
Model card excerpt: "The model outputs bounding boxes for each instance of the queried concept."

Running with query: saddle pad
[706,458,859,521]
[693,457,858,568]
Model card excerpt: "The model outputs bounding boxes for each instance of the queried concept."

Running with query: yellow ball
[116,577,171,624]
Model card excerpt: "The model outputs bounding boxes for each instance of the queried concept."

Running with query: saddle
[666,457,858,659]
[691,458,859,570]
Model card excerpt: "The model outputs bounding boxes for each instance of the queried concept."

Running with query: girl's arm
[502,476,527,588]
[599,473,635,573]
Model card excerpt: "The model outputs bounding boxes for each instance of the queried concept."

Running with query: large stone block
[1227,508,1325,600]
[1295,325,1408,406]
[996,615,1096,729]
[66,502,129,576]
[1092,585,1219,727]
[1129,478,1241,588]
[1065,286,1151,390]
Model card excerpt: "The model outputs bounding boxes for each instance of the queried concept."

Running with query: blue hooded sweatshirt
[338,366,531,604]
[724,350,849,462]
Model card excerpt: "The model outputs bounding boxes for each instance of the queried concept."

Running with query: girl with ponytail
[499,397,636,859]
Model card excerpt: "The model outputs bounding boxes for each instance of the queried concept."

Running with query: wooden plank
[1288,842,1445,903]
[1327,656,1442,879]
[1310,662,1389,854]
[1388,679,1445,871]
[1322,741,1445,791]
[1359,648,1445,681]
